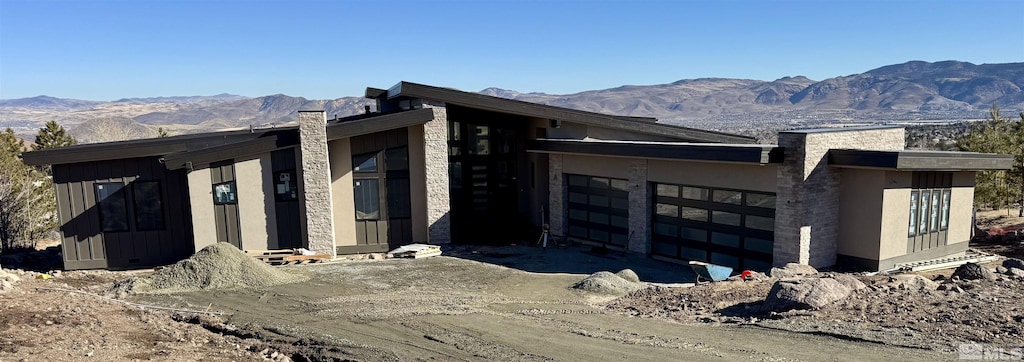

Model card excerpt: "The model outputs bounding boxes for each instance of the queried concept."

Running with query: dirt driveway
[136,246,944,361]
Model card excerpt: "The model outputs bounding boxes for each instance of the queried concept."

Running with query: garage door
[651,182,775,271]
[566,174,629,249]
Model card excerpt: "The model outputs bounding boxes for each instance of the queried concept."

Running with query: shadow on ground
[441,243,696,284]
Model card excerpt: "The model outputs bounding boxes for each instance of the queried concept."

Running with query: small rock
[887,274,939,291]
[369,254,384,260]
[951,263,995,281]
[769,263,819,278]
[1009,268,1024,278]
[1003,259,1024,270]
[996,266,1009,274]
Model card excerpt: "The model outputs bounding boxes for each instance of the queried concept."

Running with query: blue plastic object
[688,261,734,282]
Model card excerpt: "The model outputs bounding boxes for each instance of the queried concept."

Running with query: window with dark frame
[651,182,776,271]
[213,181,237,205]
[95,182,129,232]
[907,172,952,238]
[133,181,165,231]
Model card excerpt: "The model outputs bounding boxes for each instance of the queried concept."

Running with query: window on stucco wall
[907,172,953,252]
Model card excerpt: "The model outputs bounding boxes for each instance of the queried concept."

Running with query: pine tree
[0,128,57,251]
[157,127,169,138]
[32,120,76,150]
[956,105,1024,214]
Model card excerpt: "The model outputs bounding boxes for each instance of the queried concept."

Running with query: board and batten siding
[52,157,193,270]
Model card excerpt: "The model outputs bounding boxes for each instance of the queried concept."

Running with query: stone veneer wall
[298,110,336,257]
[421,104,451,243]
[627,159,650,253]
[773,127,905,268]
[548,154,565,240]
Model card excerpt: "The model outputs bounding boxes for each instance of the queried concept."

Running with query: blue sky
[1,0,1021,100]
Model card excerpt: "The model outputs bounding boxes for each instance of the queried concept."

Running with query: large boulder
[952,262,996,281]
[828,274,867,291]
[769,263,819,278]
[763,277,852,312]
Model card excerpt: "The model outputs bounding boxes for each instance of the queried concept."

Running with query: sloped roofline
[376,81,756,144]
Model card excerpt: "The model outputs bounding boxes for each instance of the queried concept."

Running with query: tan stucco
[545,122,682,142]
[329,138,356,247]
[648,159,777,192]
[837,169,885,259]
[878,172,912,260]
[407,125,429,243]
[187,167,217,252]
[562,154,633,179]
[948,171,976,247]
[234,154,276,251]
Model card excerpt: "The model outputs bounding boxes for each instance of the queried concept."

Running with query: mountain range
[1,60,1021,140]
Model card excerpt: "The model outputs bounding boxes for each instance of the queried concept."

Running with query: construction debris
[572,270,644,295]
[387,244,442,259]
[111,242,306,294]
[245,249,331,265]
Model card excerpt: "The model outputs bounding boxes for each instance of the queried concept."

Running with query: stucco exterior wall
[879,172,913,260]
[837,169,885,260]
[545,122,680,142]
[562,154,633,179]
[408,124,430,243]
[187,167,216,252]
[328,138,356,247]
[234,154,276,251]
[948,171,976,247]
[647,160,778,192]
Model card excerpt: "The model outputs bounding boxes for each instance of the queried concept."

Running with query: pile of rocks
[993,259,1024,279]
[0,264,21,293]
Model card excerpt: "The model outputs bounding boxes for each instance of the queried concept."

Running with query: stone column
[548,154,565,240]
[422,104,451,243]
[773,127,905,268]
[627,159,649,254]
[298,110,336,257]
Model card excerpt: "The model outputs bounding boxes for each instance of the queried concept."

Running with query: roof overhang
[163,130,299,170]
[527,139,783,165]
[380,81,755,144]
[829,149,1015,171]
[21,129,275,166]
[326,108,435,141]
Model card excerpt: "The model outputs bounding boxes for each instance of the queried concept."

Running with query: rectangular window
[909,190,918,237]
[566,174,629,247]
[681,186,707,200]
[918,190,930,235]
[132,181,164,231]
[353,179,380,220]
[655,203,678,217]
[656,184,678,198]
[680,207,708,221]
[385,147,409,171]
[929,190,941,232]
[352,153,378,172]
[95,182,129,232]
[746,193,777,209]
[712,190,742,204]
[940,190,951,230]
[711,211,741,226]
[746,215,775,231]
[213,181,237,205]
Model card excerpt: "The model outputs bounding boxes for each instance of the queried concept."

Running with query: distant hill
[1,60,1021,140]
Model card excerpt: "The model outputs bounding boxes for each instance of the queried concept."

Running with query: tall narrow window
[940,190,951,230]
[354,179,380,220]
[133,181,164,230]
[95,182,129,232]
[908,191,918,237]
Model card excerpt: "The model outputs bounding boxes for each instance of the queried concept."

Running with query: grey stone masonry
[627,159,650,254]
[548,154,565,240]
[773,127,904,268]
[422,104,451,243]
[298,110,336,257]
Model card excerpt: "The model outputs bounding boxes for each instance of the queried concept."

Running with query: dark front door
[210,161,241,249]
[272,148,302,249]
[448,114,522,244]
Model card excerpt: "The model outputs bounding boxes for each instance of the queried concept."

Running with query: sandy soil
[125,253,942,361]
[0,271,269,361]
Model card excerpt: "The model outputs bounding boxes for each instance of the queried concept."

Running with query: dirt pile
[572,270,644,294]
[112,242,306,294]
